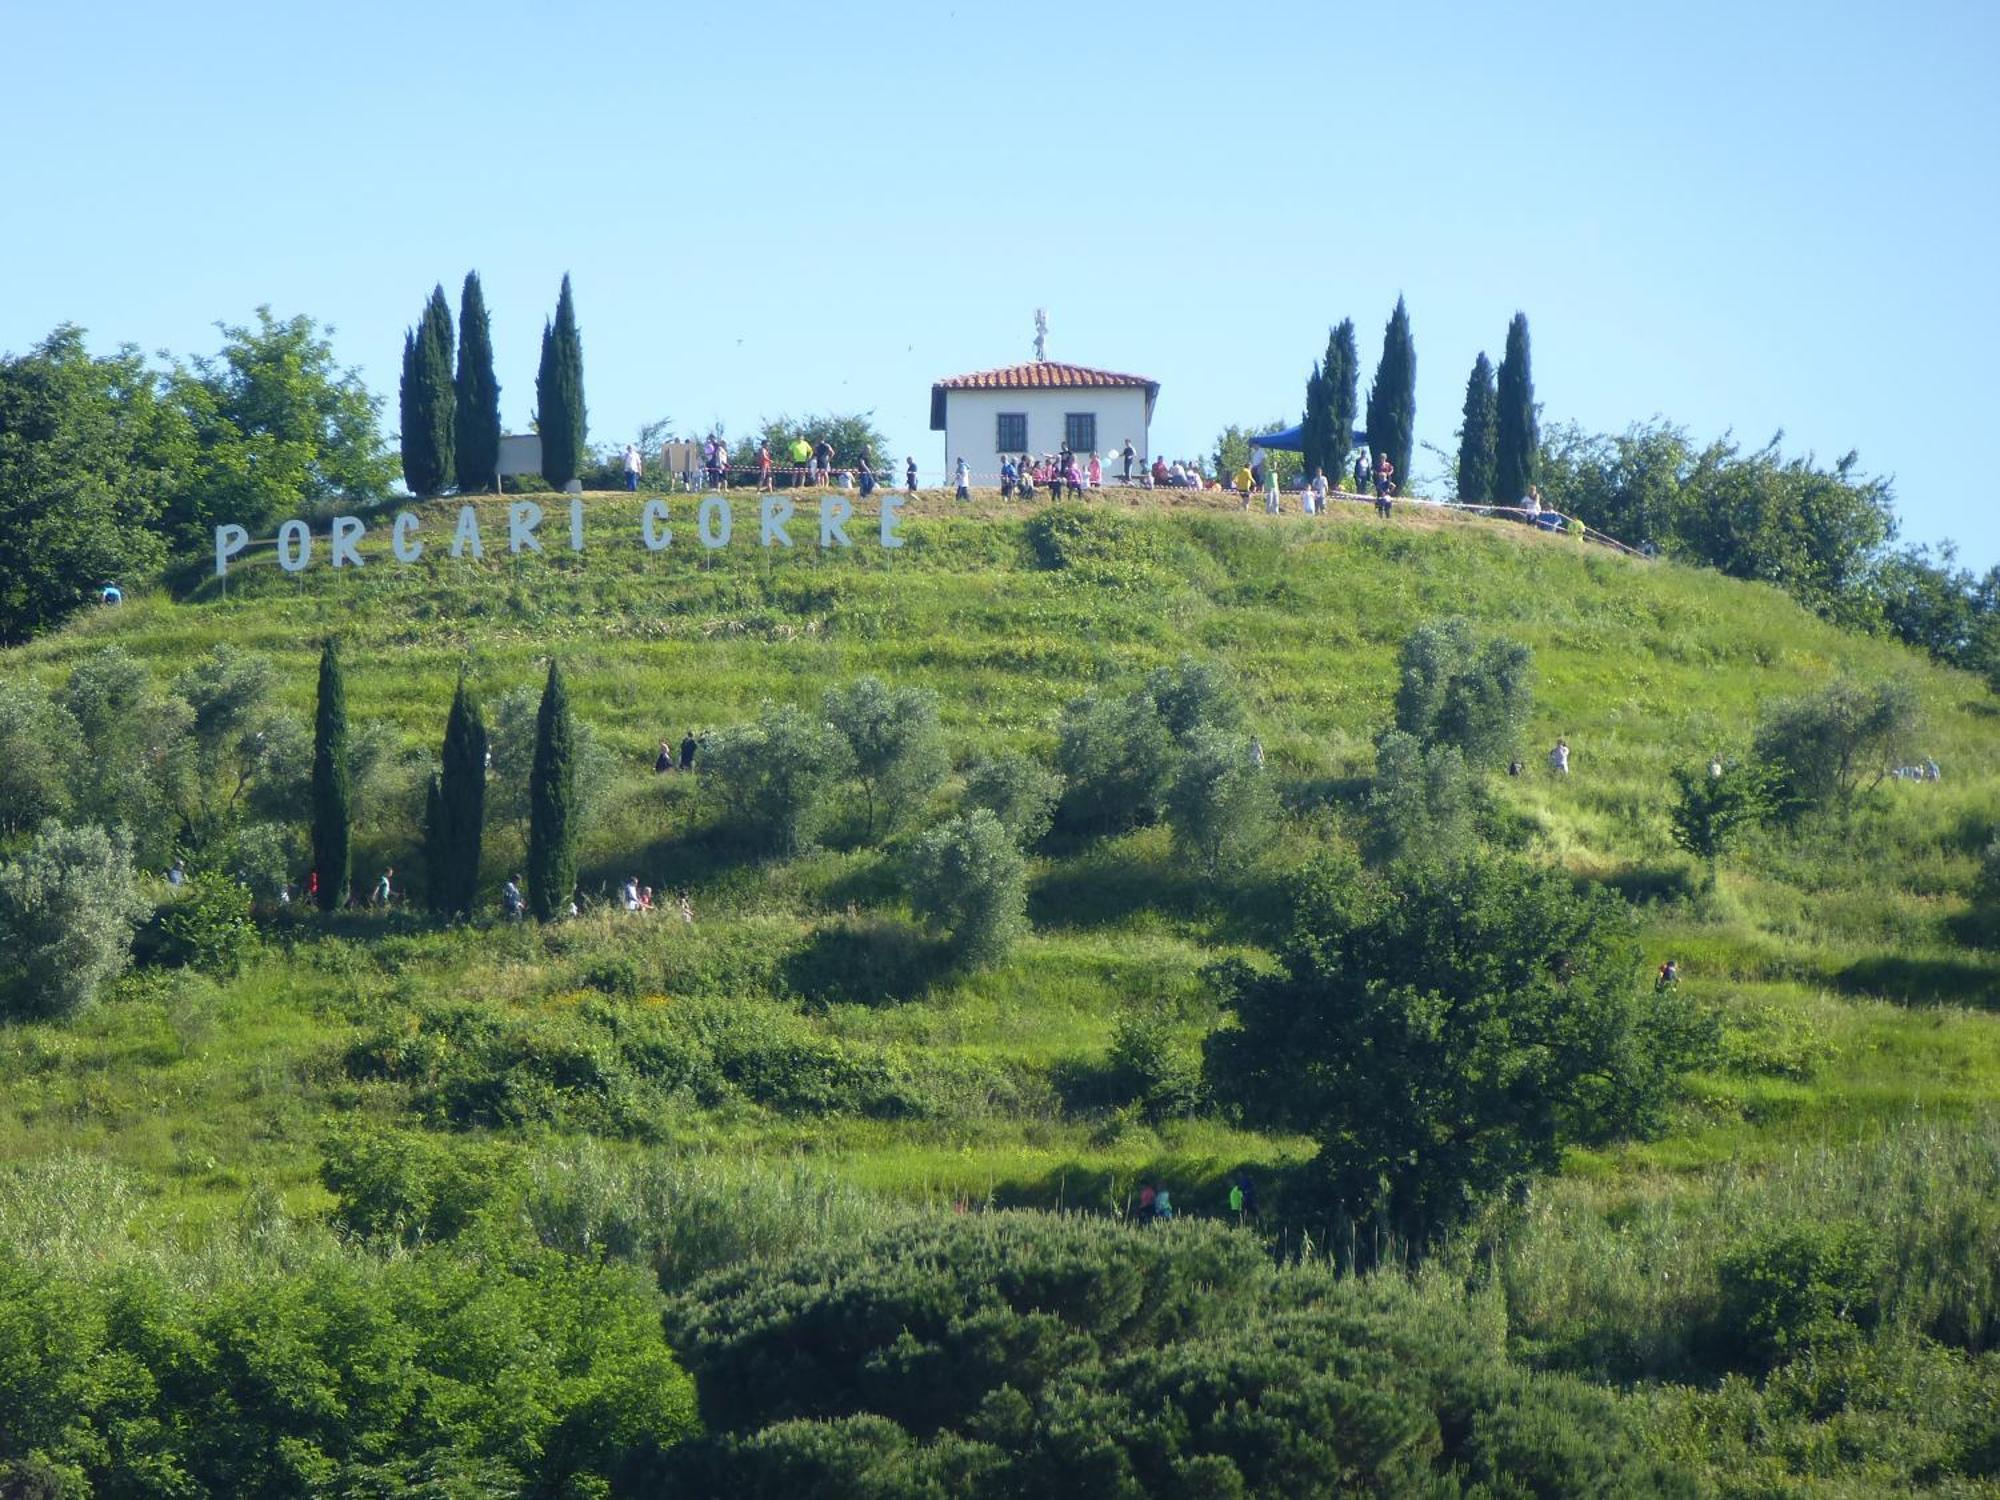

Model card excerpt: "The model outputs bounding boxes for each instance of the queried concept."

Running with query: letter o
[698,496,733,549]
[277,519,313,573]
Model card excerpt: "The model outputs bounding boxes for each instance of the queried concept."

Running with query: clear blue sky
[5,0,1996,562]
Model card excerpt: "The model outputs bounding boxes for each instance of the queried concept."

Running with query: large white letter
[819,495,852,548]
[330,515,365,568]
[880,495,906,549]
[570,497,585,552]
[698,496,733,550]
[277,519,313,573]
[641,498,672,550]
[509,501,544,554]
[760,496,795,548]
[392,511,423,563]
[215,524,248,578]
[451,504,484,559]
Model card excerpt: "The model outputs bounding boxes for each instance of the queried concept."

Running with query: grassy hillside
[6,488,1999,1491]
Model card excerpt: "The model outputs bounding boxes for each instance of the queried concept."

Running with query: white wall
[941,387,1150,482]
[497,433,542,479]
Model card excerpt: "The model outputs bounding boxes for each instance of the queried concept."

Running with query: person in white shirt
[623,444,642,491]
[1549,738,1570,775]
[622,876,641,912]
[954,458,970,501]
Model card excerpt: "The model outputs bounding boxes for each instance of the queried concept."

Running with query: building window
[1064,413,1097,454]
[995,413,1027,452]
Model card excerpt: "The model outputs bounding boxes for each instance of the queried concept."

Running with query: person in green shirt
[789,436,812,487]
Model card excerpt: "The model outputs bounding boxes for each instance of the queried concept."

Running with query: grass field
[6,487,1999,1491]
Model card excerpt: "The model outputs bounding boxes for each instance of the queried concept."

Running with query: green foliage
[1144,656,1244,742]
[1455,350,1497,502]
[825,675,948,838]
[320,1123,522,1245]
[1364,295,1416,487]
[0,677,77,834]
[431,676,486,916]
[151,870,256,976]
[0,327,177,643]
[1206,853,1714,1241]
[908,809,1028,967]
[1668,759,1772,877]
[1364,729,1472,866]
[1753,677,1920,819]
[1104,1006,1207,1122]
[1299,359,1329,481]
[1717,1220,1886,1369]
[962,751,1063,847]
[1326,318,1360,483]
[62,645,196,865]
[534,273,586,487]
[172,643,296,844]
[1163,728,1276,877]
[397,284,455,497]
[1392,616,1533,766]
[741,411,892,475]
[528,660,577,920]
[486,683,613,846]
[704,702,854,855]
[311,637,351,911]
[1209,423,1302,491]
[1493,311,1538,505]
[0,822,148,1019]
[452,271,501,494]
[1055,692,1178,835]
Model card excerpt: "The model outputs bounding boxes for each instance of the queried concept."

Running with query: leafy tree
[1143,656,1243,741]
[1364,729,1472,867]
[1209,423,1302,490]
[0,327,183,642]
[1753,679,1920,820]
[311,638,351,912]
[429,675,487,917]
[1055,691,1178,834]
[1205,853,1713,1242]
[62,647,196,866]
[703,703,854,855]
[963,752,1063,847]
[153,870,256,977]
[1364,296,1416,490]
[1392,616,1533,766]
[453,270,501,493]
[742,412,893,478]
[484,684,613,847]
[527,660,577,920]
[168,307,396,538]
[397,284,455,497]
[0,679,78,834]
[908,809,1029,966]
[1164,728,1277,876]
[0,821,148,1019]
[172,645,292,844]
[1327,318,1360,486]
[1669,760,1773,884]
[534,274,586,487]
[1455,351,1497,502]
[1493,311,1538,505]
[825,677,948,839]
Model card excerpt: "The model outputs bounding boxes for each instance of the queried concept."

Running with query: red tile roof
[930,362,1160,429]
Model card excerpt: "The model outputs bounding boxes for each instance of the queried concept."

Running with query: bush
[0,821,149,1020]
[1055,692,1177,835]
[1163,728,1277,876]
[150,870,256,976]
[908,810,1029,967]
[1143,656,1243,741]
[1104,1007,1206,1122]
[1754,678,1920,819]
[1391,616,1532,767]
[824,676,948,839]
[0,679,76,835]
[320,1123,523,1245]
[1717,1220,1885,1370]
[1363,730,1472,866]
[703,703,854,854]
[963,752,1063,847]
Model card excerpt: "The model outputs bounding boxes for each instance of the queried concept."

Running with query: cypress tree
[311,638,351,912]
[1456,352,1498,503]
[535,274,586,487]
[454,271,501,494]
[1300,362,1327,480]
[436,674,487,917]
[1493,311,1539,506]
[398,285,455,496]
[1328,319,1360,487]
[1365,296,1416,492]
[527,660,576,922]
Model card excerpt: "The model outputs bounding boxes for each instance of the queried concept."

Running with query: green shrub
[150,870,256,976]
[1717,1220,1885,1369]
[1143,656,1244,741]
[703,702,854,854]
[963,751,1063,847]
[1055,692,1177,835]
[1363,730,1472,866]
[824,676,948,838]
[1104,1007,1206,1122]
[1392,616,1533,767]
[1163,728,1277,876]
[1753,677,1920,819]
[908,810,1028,967]
[0,679,76,836]
[0,821,149,1020]
[319,1123,522,1245]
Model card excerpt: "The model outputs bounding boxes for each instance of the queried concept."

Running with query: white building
[929,362,1159,483]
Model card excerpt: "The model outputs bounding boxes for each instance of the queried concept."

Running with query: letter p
[215,524,249,578]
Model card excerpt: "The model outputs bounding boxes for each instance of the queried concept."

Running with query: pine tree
[398,285,455,496]
[1493,311,1539,506]
[1456,353,1498,503]
[311,638,350,912]
[1328,319,1360,487]
[1365,297,1416,491]
[434,674,487,917]
[535,274,586,487]
[453,271,501,494]
[1300,362,1327,480]
[527,660,576,922]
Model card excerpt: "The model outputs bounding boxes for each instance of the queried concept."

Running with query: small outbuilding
[930,361,1159,483]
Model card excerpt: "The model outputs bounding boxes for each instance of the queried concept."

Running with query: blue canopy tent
[1248,423,1305,451]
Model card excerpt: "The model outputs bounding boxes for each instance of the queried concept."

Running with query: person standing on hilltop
[1088,452,1102,489]
[1352,452,1368,495]
[623,443,642,491]
[789,434,811,487]
[758,442,774,492]
[906,456,918,493]
[815,437,835,485]
[1121,438,1136,483]
[1234,462,1254,509]
[955,456,971,501]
